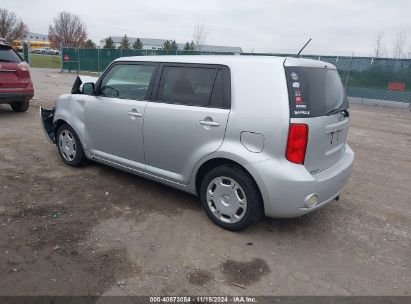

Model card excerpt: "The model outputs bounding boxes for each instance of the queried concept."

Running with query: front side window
[157,66,218,107]
[100,64,156,100]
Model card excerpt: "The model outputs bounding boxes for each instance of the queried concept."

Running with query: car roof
[113,55,336,69]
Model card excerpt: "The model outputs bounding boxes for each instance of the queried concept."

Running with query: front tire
[10,102,29,112]
[56,124,87,167]
[200,165,263,231]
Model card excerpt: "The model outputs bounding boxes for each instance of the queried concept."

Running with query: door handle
[199,120,220,127]
[127,111,143,118]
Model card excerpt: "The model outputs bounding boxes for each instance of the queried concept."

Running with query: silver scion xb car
[40,56,354,230]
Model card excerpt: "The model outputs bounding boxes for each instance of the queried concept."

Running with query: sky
[3,0,411,56]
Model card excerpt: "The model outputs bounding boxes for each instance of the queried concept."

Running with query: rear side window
[285,66,348,118]
[157,66,220,107]
[0,46,22,63]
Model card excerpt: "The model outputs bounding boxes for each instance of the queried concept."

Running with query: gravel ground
[0,68,410,296]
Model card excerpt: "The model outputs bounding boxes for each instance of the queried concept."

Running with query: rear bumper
[0,92,34,104]
[246,144,354,218]
[40,107,56,144]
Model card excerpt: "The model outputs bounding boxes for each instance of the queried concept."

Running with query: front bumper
[40,107,56,144]
[246,145,354,218]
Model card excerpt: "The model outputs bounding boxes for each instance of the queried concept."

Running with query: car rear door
[83,62,158,171]
[143,63,231,184]
[284,60,350,174]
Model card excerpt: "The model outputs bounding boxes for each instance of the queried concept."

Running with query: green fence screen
[61,48,411,103]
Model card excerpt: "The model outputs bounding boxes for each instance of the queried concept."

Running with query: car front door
[84,62,157,171]
[143,64,231,184]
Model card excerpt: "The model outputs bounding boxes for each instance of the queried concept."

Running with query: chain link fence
[61,48,411,104]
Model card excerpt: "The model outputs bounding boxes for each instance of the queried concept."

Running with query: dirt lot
[0,68,410,296]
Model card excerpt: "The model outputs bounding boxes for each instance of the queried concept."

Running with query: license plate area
[329,130,342,145]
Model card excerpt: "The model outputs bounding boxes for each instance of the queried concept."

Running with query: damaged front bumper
[40,107,56,144]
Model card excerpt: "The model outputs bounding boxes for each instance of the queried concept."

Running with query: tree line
[374,30,411,59]
[0,8,206,51]
[3,7,411,58]
[0,9,94,48]
[103,36,143,49]
[103,35,197,51]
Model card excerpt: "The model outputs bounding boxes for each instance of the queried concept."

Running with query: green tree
[183,41,195,51]
[103,37,115,49]
[162,40,171,51]
[132,38,143,49]
[183,42,191,51]
[118,35,130,49]
[162,40,178,51]
[170,40,178,51]
[83,39,96,48]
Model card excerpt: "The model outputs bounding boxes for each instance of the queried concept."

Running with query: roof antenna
[297,38,312,56]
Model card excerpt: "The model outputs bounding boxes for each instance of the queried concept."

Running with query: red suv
[0,44,34,112]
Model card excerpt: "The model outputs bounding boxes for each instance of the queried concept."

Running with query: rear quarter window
[0,46,22,63]
[285,66,348,118]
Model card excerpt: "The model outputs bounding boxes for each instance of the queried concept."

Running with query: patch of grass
[29,54,61,69]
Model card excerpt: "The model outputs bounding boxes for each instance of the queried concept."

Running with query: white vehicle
[31,47,60,55]
[31,48,46,54]
[45,48,60,55]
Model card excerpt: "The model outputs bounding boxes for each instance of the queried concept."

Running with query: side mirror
[82,82,95,95]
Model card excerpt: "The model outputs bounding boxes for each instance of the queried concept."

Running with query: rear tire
[11,102,29,112]
[56,124,87,167]
[200,165,263,231]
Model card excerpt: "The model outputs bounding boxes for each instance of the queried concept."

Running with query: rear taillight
[286,123,308,164]
[17,62,30,71]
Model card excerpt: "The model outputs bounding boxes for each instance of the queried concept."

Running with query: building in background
[99,36,242,53]
[22,32,49,42]
[11,32,50,51]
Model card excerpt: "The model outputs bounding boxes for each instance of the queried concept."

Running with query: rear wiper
[327,108,349,117]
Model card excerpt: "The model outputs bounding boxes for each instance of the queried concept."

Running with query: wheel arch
[54,119,86,152]
[54,119,68,144]
[194,157,265,214]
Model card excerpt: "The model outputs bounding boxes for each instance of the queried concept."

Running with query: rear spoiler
[284,57,337,69]
[71,75,99,94]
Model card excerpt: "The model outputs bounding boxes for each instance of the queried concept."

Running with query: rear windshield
[0,46,22,63]
[285,66,348,118]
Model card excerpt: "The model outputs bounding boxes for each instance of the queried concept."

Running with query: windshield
[285,66,348,118]
[0,46,22,63]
